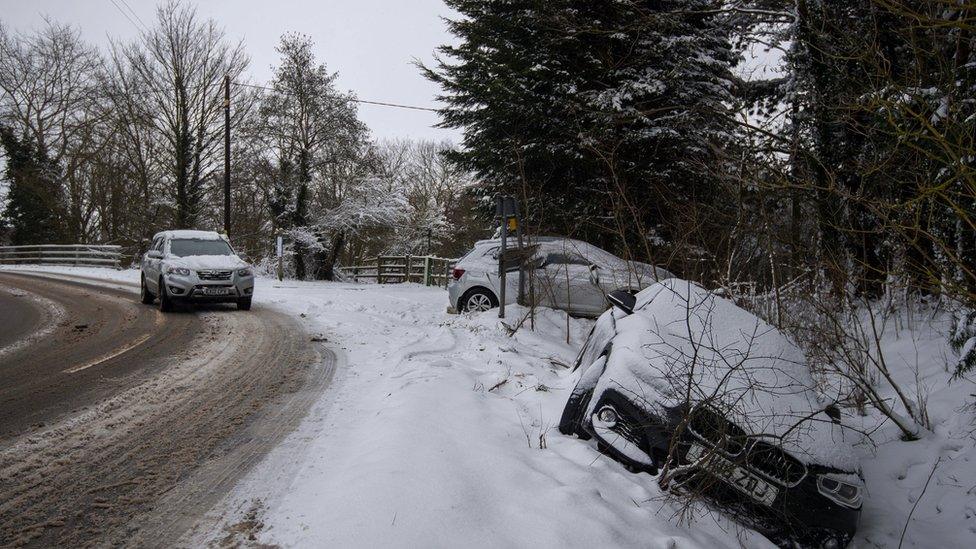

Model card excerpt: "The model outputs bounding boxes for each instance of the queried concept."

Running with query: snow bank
[846,305,976,548]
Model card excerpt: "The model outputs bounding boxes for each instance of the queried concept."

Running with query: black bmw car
[558,279,864,549]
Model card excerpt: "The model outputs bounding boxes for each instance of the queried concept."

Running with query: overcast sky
[2,0,460,142]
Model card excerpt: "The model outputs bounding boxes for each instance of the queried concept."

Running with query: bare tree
[114,0,250,229]
[0,20,101,240]
[255,32,369,279]
[373,139,473,256]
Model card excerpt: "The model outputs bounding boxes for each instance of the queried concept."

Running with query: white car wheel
[463,290,496,312]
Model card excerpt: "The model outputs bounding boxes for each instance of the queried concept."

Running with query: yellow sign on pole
[507,217,518,231]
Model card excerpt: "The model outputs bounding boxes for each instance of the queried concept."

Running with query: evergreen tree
[423,0,738,271]
[952,308,976,377]
[0,125,65,244]
[787,0,975,300]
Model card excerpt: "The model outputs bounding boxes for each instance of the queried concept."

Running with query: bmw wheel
[459,288,498,313]
[558,385,594,440]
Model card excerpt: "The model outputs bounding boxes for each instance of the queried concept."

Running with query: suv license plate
[203,287,229,296]
[686,443,778,506]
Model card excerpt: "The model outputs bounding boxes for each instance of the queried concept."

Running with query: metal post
[223,74,231,236]
[276,235,284,281]
[498,205,508,319]
[514,200,525,305]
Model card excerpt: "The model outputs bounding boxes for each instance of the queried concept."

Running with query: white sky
[1,0,460,142]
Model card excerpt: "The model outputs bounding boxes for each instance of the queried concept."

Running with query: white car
[447,236,671,317]
[140,230,255,312]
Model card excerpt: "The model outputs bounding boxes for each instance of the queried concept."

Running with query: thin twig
[898,456,942,549]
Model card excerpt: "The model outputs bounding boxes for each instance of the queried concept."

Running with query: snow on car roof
[463,236,672,283]
[153,230,225,241]
[593,278,859,470]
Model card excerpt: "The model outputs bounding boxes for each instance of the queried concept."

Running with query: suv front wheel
[140,275,155,304]
[158,277,174,312]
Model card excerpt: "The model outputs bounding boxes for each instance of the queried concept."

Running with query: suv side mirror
[607,289,636,315]
[147,250,163,259]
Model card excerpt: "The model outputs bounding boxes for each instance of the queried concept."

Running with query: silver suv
[140,230,255,311]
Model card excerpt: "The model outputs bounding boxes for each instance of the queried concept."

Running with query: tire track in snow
[0,284,65,361]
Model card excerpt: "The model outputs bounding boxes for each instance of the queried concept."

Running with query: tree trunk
[320,231,345,281]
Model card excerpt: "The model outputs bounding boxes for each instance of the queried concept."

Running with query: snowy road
[0,271,335,547]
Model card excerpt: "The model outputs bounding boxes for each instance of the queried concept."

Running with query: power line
[37,80,438,115]
[117,0,149,32]
[353,98,440,113]
[100,1,437,114]
[232,81,439,112]
[54,78,438,114]
[106,0,146,34]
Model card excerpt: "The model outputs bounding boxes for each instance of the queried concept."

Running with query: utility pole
[495,195,523,319]
[223,74,231,236]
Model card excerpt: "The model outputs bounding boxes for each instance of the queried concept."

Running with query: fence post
[423,256,431,286]
[444,260,450,288]
[405,254,412,284]
[376,255,383,284]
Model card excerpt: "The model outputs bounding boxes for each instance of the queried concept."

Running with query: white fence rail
[0,244,123,268]
[339,255,457,287]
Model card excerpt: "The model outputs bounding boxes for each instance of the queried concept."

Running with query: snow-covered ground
[196,275,762,548]
[845,304,976,548]
[4,265,974,548]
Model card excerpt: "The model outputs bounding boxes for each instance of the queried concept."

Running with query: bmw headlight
[237,268,253,277]
[166,266,190,276]
[817,474,863,508]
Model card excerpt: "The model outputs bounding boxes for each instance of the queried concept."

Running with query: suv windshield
[169,238,233,257]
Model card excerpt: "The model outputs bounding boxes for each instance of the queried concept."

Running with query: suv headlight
[817,474,863,508]
[166,266,190,276]
[237,268,253,277]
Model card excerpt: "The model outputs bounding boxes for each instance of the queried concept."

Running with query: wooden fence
[341,255,456,287]
[0,244,123,268]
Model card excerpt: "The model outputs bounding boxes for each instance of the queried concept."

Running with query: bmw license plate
[203,287,229,296]
[686,443,778,506]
